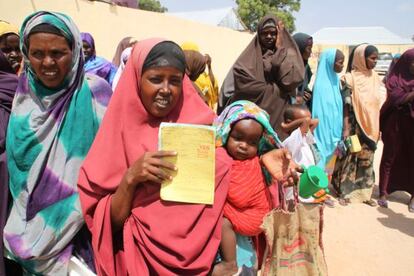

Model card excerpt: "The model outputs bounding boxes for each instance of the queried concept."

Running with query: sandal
[377,199,388,208]
[363,199,377,207]
[408,197,414,213]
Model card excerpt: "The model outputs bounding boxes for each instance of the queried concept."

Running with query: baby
[281,104,319,167]
[281,104,334,206]
[212,100,287,275]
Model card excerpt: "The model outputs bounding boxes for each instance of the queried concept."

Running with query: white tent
[312,26,412,45]
[170,7,247,31]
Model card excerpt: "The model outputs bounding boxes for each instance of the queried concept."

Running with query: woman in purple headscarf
[378,48,414,211]
[0,48,19,276]
[81,32,117,86]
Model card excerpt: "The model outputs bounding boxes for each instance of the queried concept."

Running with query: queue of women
[0,9,413,276]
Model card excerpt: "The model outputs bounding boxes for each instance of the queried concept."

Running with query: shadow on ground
[377,206,414,238]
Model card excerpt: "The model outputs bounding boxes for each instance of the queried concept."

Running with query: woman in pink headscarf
[77,38,232,275]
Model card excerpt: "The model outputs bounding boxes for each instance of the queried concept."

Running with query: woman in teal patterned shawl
[3,11,112,275]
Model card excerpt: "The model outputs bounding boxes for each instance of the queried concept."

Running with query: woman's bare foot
[212,261,238,276]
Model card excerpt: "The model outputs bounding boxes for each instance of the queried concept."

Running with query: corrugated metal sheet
[311,26,412,45]
[170,7,247,31]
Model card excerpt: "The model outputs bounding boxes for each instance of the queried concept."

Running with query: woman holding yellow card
[77,38,235,275]
[332,44,382,206]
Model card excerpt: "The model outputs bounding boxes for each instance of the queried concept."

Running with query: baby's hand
[261,148,302,186]
[309,118,319,132]
[299,117,311,135]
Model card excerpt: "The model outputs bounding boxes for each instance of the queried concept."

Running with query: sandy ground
[323,141,414,276]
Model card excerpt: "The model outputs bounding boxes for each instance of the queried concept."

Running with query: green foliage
[236,0,300,33]
[138,0,168,13]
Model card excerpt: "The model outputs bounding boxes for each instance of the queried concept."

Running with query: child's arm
[299,117,311,135]
[343,105,350,138]
[281,117,308,134]
[309,118,319,132]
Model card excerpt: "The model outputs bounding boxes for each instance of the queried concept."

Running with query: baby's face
[226,119,263,160]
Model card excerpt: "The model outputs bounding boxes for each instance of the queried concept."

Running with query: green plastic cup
[299,165,329,199]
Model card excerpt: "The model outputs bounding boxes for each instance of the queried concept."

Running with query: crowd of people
[0,9,413,276]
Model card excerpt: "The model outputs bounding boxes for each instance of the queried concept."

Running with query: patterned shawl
[3,11,111,275]
[214,100,282,154]
[312,48,343,167]
[81,32,117,85]
[342,44,382,143]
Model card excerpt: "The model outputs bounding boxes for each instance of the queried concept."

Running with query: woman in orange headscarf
[332,44,382,206]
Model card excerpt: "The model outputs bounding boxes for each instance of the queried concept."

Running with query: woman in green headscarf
[3,11,112,274]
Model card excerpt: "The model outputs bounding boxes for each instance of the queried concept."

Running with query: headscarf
[0,49,18,276]
[3,11,112,275]
[181,41,200,52]
[0,21,21,75]
[81,32,117,85]
[0,20,19,37]
[293,32,313,100]
[312,49,343,168]
[111,46,131,90]
[183,50,206,81]
[383,53,402,83]
[111,36,137,67]
[381,48,414,120]
[219,14,304,140]
[142,41,186,73]
[343,44,381,144]
[214,100,282,155]
[293,32,313,58]
[78,38,232,275]
[181,42,219,110]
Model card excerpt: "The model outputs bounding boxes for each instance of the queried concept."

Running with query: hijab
[0,20,19,38]
[3,11,111,275]
[381,48,414,120]
[0,48,18,276]
[214,100,282,155]
[312,49,343,167]
[343,44,381,144]
[183,49,206,81]
[293,32,313,59]
[293,32,313,99]
[81,32,117,85]
[78,38,232,275]
[219,14,304,139]
[112,36,137,67]
[111,46,132,90]
[181,41,200,52]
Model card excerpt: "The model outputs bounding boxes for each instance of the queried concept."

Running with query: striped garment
[3,11,112,275]
[224,156,272,236]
